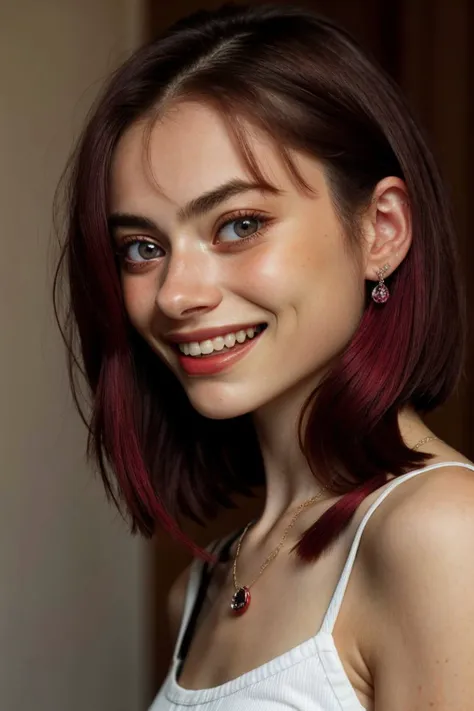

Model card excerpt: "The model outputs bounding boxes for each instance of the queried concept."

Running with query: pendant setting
[230,586,251,615]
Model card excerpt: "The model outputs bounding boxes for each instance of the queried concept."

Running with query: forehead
[109,101,322,212]
[110,102,274,208]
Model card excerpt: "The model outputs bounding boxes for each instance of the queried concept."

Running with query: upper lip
[165,322,265,344]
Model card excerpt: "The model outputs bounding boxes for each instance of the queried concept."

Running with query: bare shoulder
[362,459,474,579]
[369,459,474,545]
[360,460,474,709]
[167,562,193,646]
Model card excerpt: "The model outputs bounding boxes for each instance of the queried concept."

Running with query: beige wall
[0,2,152,710]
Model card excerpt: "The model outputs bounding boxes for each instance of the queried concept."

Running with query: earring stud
[371,263,390,304]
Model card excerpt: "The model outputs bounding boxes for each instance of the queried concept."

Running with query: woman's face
[109,101,366,419]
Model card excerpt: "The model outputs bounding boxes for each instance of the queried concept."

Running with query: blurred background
[0,0,471,709]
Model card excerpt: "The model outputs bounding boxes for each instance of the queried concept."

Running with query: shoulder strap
[173,526,245,665]
[172,537,220,663]
[320,461,474,634]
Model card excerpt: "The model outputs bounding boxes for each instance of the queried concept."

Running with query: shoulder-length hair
[54,3,465,562]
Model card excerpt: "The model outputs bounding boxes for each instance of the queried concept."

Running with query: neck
[251,395,433,544]
[251,385,328,542]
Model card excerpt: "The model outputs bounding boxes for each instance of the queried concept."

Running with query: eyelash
[115,210,272,268]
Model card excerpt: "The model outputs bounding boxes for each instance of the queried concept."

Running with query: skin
[109,101,474,710]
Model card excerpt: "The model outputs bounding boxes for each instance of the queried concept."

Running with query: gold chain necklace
[412,435,438,450]
[230,434,439,615]
[230,487,327,614]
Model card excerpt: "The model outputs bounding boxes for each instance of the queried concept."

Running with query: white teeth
[212,336,225,351]
[177,324,265,357]
[199,339,213,355]
[224,333,236,348]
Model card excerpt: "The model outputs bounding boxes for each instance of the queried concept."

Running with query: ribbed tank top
[150,461,474,710]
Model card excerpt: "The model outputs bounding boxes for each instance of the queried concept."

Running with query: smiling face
[108,101,367,419]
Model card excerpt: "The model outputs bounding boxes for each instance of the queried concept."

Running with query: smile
[174,323,267,376]
[177,324,266,358]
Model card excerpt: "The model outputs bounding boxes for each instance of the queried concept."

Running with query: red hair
[54,3,465,563]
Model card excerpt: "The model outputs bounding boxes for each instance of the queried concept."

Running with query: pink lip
[165,322,265,344]
[177,329,264,376]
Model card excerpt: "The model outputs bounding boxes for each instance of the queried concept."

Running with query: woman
[55,3,474,709]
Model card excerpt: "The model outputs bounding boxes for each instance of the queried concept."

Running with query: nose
[156,248,222,320]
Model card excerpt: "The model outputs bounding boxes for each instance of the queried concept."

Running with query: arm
[368,466,474,710]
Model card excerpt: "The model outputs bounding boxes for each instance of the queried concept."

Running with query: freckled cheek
[225,249,293,304]
[229,238,336,303]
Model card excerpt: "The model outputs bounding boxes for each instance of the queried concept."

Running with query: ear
[362,177,412,282]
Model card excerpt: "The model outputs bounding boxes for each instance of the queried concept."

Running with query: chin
[185,388,259,420]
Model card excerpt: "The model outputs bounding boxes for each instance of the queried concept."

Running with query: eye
[216,213,267,243]
[118,238,164,264]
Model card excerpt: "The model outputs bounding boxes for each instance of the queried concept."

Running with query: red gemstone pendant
[371,283,390,304]
[230,586,251,615]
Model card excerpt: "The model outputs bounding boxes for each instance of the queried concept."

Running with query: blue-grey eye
[126,241,162,261]
[218,216,262,242]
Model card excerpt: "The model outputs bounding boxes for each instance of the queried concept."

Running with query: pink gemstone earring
[371,263,390,304]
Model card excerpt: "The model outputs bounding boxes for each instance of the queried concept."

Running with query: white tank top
[150,461,474,711]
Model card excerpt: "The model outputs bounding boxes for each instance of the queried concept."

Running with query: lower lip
[176,331,264,376]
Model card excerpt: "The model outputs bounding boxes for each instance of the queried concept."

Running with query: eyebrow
[107,178,282,234]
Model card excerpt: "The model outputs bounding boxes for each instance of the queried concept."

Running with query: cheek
[229,224,350,308]
[294,234,365,344]
[121,275,155,331]
[235,227,364,359]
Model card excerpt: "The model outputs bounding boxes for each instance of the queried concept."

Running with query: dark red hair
[53,3,465,563]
